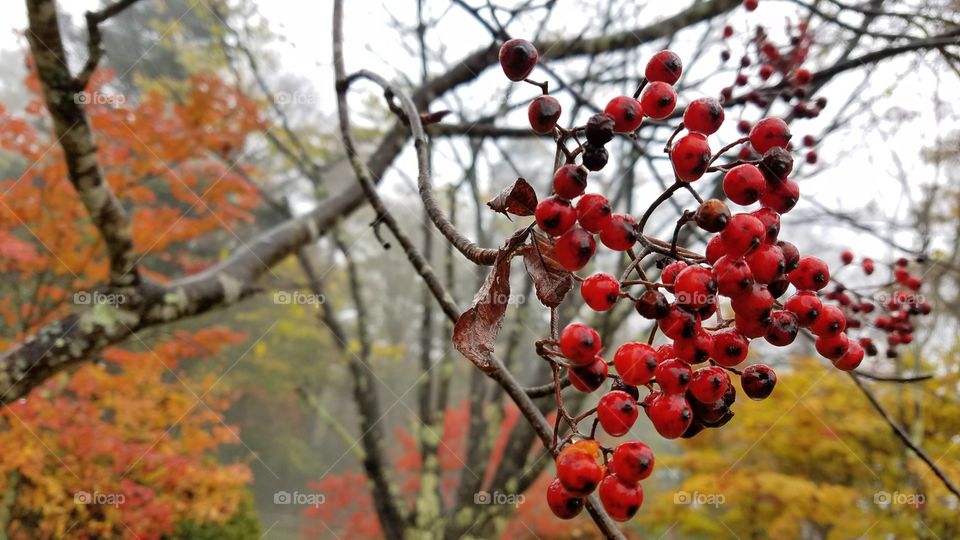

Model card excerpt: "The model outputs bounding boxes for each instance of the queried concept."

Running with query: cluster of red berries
[495,36,927,524]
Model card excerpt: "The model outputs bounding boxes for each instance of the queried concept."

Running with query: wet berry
[599,213,638,251]
[741,363,777,400]
[559,322,602,365]
[581,272,620,312]
[689,366,730,403]
[528,95,561,134]
[683,97,724,135]
[498,38,538,81]
[569,356,609,392]
[555,227,596,271]
[647,393,693,439]
[655,358,692,393]
[614,342,658,386]
[575,193,612,233]
[604,96,644,133]
[535,196,577,236]
[711,329,750,367]
[598,390,640,437]
[671,132,711,182]
[764,309,799,346]
[553,164,588,199]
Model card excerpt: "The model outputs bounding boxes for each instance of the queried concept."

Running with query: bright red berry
[673,266,717,309]
[498,38,538,81]
[788,256,830,291]
[749,117,791,154]
[815,332,849,361]
[569,356,609,392]
[745,243,785,284]
[750,207,781,243]
[810,304,846,337]
[556,441,604,496]
[711,329,750,366]
[559,322,602,365]
[604,96,644,133]
[654,358,692,393]
[528,95,561,134]
[610,441,655,483]
[598,390,639,437]
[535,196,577,236]
[660,261,688,285]
[730,284,774,319]
[647,393,693,439]
[614,342,658,385]
[575,193,612,233]
[741,363,776,399]
[793,68,813,85]
[555,228,596,271]
[546,478,585,519]
[721,213,765,257]
[673,329,715,364]
[705,234,726,264]
[784,291,822,326]
[640,81,677,119]
[671,132,711,182]
[833,340,864,371]
[598,474,644,522]
[689,366,730,403]
[683,97,725,135]
[759,177,800,213]
[734,311,772,339]
[714,255,755,297]
[599,213,638,251]
[659,304,699,340]
[645,50,683,85]
[723,164,765,206]
[553,164,588,199]
[581,272,620,312]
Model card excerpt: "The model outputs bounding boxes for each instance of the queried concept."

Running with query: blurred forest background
[0,0,958,538]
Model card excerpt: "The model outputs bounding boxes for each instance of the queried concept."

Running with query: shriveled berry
[598,475,644,522]
[581,272,620,311]
[528,95,561,134]
[575,193,612,233]
[555,228,596,271]
[600,213,638,251]
[711,329,750,367]
[535,196,577,236]
[671,132,711,182]
[498,38,538,81]
[614,342,658,386]
[604,96,644,133]
[689,366,730,403]
[683,97,724,135]
[610,441,654,483]
[640,81,677,119]
[585,113,616,145]
[723,164,765,205]
[553,164,588,199]
[634,289,670,319]
[759,146,794,181]
[645,50,683,85]
[694,199,731,232]
[546,478,585,520]
[749,117,791,154]
[598,390,639,437]
[582,143,609,171]
[741,363,776,400]
[559,322,602,365]
[648,393,693,439]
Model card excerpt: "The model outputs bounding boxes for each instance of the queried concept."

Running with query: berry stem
[707,135,750,167]
[523,77,549,94]
[664,122,685,153]
[631,77,648,99]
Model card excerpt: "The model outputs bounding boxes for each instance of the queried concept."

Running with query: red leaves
[486,177,538,217]
[524,231,574,308]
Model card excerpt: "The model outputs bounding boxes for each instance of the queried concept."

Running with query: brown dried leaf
[523,231,574,308]
[486,178,538,217]
[453,252,514,372]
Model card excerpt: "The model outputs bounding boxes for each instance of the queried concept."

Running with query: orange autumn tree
[0,59,263,538]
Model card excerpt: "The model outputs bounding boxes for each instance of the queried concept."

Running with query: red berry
[689,366,730,403]
[683,97,725,135]
[604,96,644,133]
[647,393,693,439]
[803,134,817,147]
[535,196,577,236]
[833,341,864,371]
[862,258,875,275]
[553,164,588,199]
[815,332,849,361]
[671,132,711,182]
[575,193,613,233]
[721,213,765,257]
[614,342,658,386]
[528,95,561,134]
[805,150,818,164]
[741,363,776,400]
[730,284,774,319]
[705,235,726,265]
[777,240,800,271]
[640,81,677,119]
[634,289,670,319]
[840,250,854,265]
[673,329,715,364]
[610,441,655,483]
[559,322,602,365]
[764,309,799,346]
[723,25,734,38]
[810,304,846,337]
[555,228,596,271]
[659,304,699,340]
[788,256,830,291]
[744,0,759,11]
[556,441,604,496]
[749,117,791,154]
[581,272,620,311]
[750,207,781,243]
[784,291,822,326]
[655,358,693,393]
[673,266,717,309]
[793,68,813,85]
[714,256,755,297]
[546,478,585,519]
[498,38,538,81]
[745,243,785,284]
[598,474,644,522]
[712,329,750,366]
[645,50,683,85]
[759,177,800,213]
[598,390,639,437]
[723,164,765,205]
[569,356,609,392]
[660,260,688,285]
[759,64,774,80]
[599,213,638,251]
[735,311,772,339]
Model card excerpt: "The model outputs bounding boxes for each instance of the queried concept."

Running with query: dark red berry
[585,113,616,145]
[614,342,658,386]
[598,390,639,437]
[581,143,609,171]
[553,164,588,199]
[640,81,677,119]
[599,213,638,251]
[569,356,609,393]
[555,228,596,271]
[776,240,800,271]
[559,322,602,365]
[498,38,538,81]
[759,147,794,182]
[749,117,791,154]
[604,96,644,133]
[528,95,561,134]
[793,68,812,85]
[634,289,670,319]
[535,196,577,236]
[764,310,799,346]
[671,132,711,182]
[645,50,683,85]
[744,0,759,12]
[741,363,776,400]
[683,97,725,135]
[546,478,585,519]
[694,199,731,232]
[598,474,644,522]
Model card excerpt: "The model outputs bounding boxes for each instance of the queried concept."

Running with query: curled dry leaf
[524,230,574,308]
[486,177,538,217]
